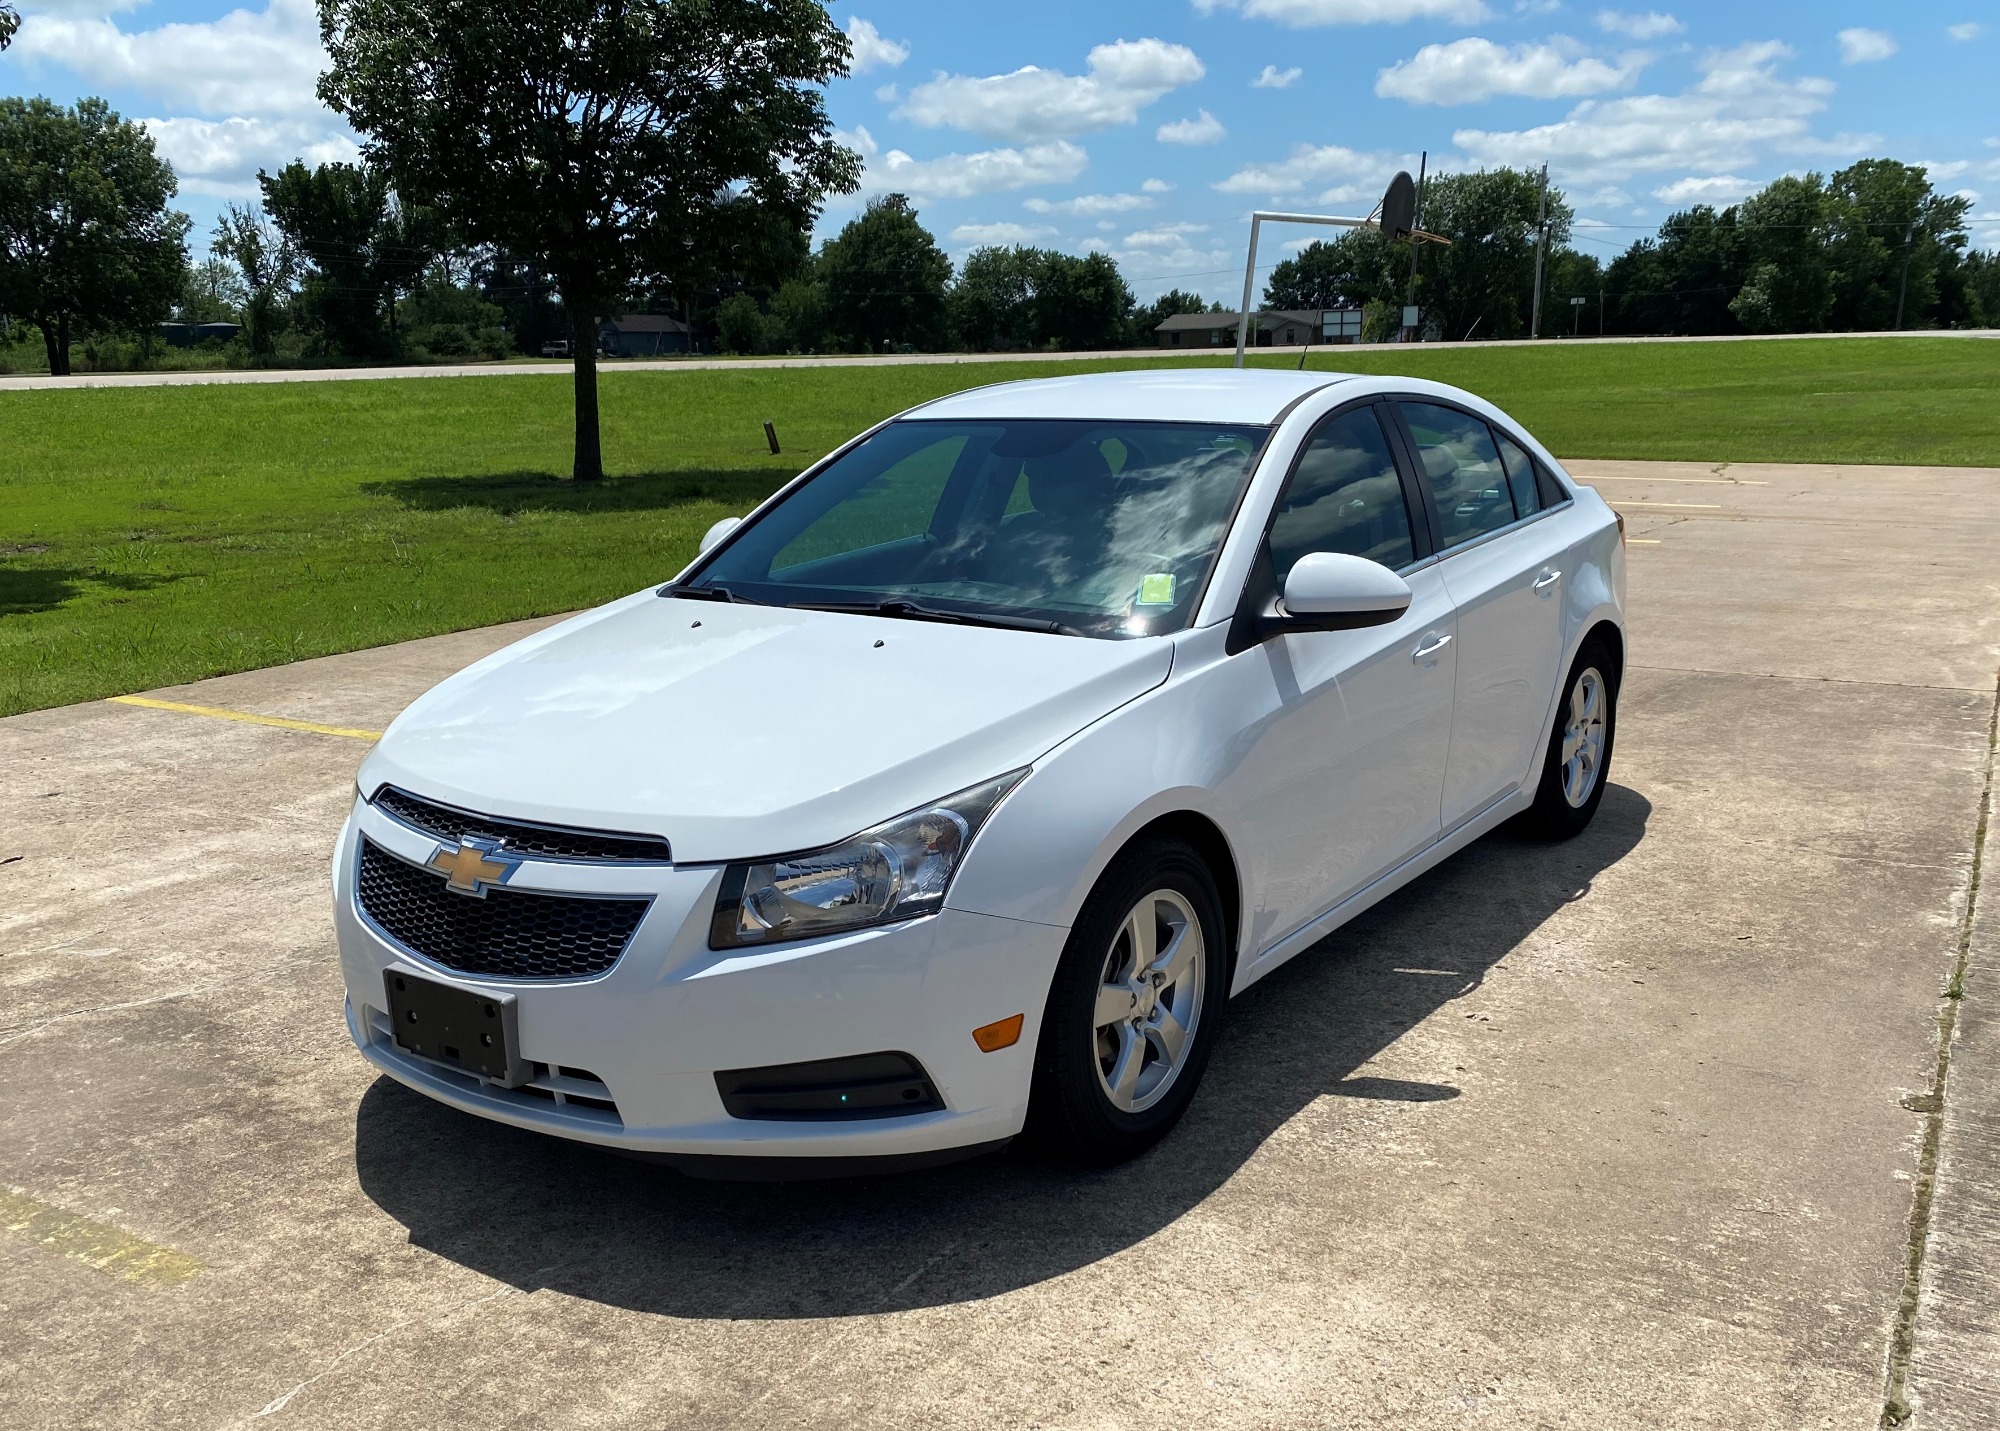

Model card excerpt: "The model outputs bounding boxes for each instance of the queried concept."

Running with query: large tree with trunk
[0,97,188,376]
[316,0,858,479]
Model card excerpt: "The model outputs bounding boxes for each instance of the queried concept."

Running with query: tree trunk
[37,315,70,377]
[566,293,603,481]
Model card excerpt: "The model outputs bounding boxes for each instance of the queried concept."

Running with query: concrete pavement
[1,460,1996,1429]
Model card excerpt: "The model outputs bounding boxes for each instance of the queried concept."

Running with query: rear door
[1391,400,1569,830]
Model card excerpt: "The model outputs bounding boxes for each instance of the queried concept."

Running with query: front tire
[1525,636,1618,839]
[1027,837,1228,1165]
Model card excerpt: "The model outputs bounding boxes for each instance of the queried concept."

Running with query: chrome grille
[356,838,649,980]
[371,786,671,864]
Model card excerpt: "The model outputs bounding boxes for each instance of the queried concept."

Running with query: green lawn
[2,337,1995,717]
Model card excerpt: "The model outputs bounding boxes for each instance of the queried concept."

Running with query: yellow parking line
[1580,474,1768,485]
[1627,538,1663,544]
[109,695,382,742]
[0,1186,203,1287]
[1612,500,1723,509]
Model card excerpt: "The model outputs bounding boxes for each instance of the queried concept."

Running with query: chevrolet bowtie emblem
[427,838,517,896]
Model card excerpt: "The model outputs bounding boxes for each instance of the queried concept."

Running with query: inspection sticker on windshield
[1136,573,1177,606]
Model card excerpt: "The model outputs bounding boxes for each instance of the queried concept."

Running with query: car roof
[904,368,1365,426]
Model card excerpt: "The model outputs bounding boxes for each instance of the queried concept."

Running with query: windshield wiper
[797,598,1076,635]
[659,583,749,604]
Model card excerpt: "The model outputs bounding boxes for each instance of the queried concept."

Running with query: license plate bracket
[383,965,530,1087]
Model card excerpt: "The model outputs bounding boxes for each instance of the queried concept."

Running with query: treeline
[1266,159,2000,339]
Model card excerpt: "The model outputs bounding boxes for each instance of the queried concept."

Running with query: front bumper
[333,799,1067,1161]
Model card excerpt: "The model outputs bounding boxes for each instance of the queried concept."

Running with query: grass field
[2,337,1995,717]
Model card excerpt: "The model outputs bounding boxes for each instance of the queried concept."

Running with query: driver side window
[1267,405,1416,585]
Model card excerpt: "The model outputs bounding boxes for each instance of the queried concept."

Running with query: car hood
[357,591,1173,862]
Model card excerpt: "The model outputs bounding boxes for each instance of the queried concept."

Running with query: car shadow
[354,784,1650,1320]
[360,468,792,518]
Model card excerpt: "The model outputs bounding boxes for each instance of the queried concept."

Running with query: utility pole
[1599,285,1605,337]
[1529,162,1549,340]
[1894,217,1918,331]
[1403,150,1427,343]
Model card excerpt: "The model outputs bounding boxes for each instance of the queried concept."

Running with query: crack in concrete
[1879,670,2000,1428]
[1628,663,1994,695]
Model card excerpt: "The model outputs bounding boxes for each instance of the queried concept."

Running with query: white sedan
[334,369,1624,1175]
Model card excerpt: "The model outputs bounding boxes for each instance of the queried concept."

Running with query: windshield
[682,418,1269,638]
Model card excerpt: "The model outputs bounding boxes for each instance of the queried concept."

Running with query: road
[2,459,1997,1428]
[1,327,1994,392]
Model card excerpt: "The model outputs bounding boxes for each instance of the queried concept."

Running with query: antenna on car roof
[1233,171,1452,370]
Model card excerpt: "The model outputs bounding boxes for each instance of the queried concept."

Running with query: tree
[1411,168,1569,341]
[1605,205,1747,335]
[178,256,247,326]
[0,4,18,51]
[0,97,189,375]
[1263,232,1397,311]
[714,292,765,353]
[1131,287,1207,344]
[951,245,1039,351]
[1729,174,1832,333]
[212,203,296,361]
[318,0,858,480]
[768,275,829,351]
[818,194,951,352]
[259,159,441,357]
[1034,251,1132,351]
[1824,160,1970,330]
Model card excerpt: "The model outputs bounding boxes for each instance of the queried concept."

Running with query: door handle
[1532,568,1562,593]
[1412,632,1453,663]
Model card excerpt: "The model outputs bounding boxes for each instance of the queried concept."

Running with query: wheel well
[1584,619,1625,688]
[1124,811,1242,985]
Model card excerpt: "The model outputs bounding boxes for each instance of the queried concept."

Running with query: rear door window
[1492,429,1540,519]
[1267,406,1416,583]
[1398,401,1517,548]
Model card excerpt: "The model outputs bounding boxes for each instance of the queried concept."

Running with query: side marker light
[972,1014,1025,1052]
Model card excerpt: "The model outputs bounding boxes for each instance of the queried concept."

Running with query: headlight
[709,770,1028,948]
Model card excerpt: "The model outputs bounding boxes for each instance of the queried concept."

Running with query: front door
[1218,403,1458,956]
[1395,401,1568,829]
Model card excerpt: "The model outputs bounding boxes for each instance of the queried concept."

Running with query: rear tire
[1027,837,1228,1165]
[1524,636,1618,839]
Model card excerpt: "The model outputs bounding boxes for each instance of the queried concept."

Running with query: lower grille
[356,838,649,980]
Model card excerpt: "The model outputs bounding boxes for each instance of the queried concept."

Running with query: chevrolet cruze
[334,368,1625,1175]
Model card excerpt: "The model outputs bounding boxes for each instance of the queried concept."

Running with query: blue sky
[3,0,1995,300]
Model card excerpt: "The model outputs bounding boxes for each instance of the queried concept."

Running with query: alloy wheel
[1561,667,1607,808]
[1092,888,1206,1114]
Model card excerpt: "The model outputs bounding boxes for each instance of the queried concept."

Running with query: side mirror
[1278,552,1413,630]
[699,516,742,554]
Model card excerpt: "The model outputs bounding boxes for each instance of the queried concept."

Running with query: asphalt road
[1,328,1994,391]
[2,460,1997,1429]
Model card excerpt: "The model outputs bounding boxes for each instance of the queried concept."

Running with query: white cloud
[1142,177,1174,192]
[897,38,1204,141]
[1651,173,1756,205]
[949,221,1057,246]
[1947,23,1982,42]
[1571,185,1633,206]
[1192,0,1492,25]
[1215,141,1406,196]
[1253,64,1303,87]
[17,0,150,14]
[873,82,900,103]
[1122,221,1213,248]
[1157,109,1227,144]
[12,0,326,116]
[1596,10,1682,40]
[838,125,1091,200]
[1024,192,1157,214]
[143,115,360,199]
[845,17,909,74]
[1451,41,1867,185]
[1836,28,1896,64]
[1377,38,1647,104]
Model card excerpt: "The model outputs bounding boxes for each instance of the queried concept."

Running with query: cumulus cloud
[949,221,1057,246]
[897,38,1204,141]
[1450,41,1869,184]
[1087,225,1231,292]
[1253,63,1303,87]
[12,0,327,116]
[838,125,1090,200]
[1142,177,1174,192]
[143,115,360,198]
[1651,173,1757,205]
[845,17,909,74]
[1836,28,1896,64]
[1376,38,1648,104]
[1024,192,1157,215]
[1157,109,1227,144]
[1192,0,1492,25]
[1947,23,1982,42]
[1596,10,1682,40]
[1214,141,1408,197]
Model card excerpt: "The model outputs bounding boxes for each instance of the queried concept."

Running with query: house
[1153,307,1366,348]
[598,313,693,357]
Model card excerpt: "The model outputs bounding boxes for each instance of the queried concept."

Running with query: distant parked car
[539,339,572,358]
[332,369,1626,1177]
